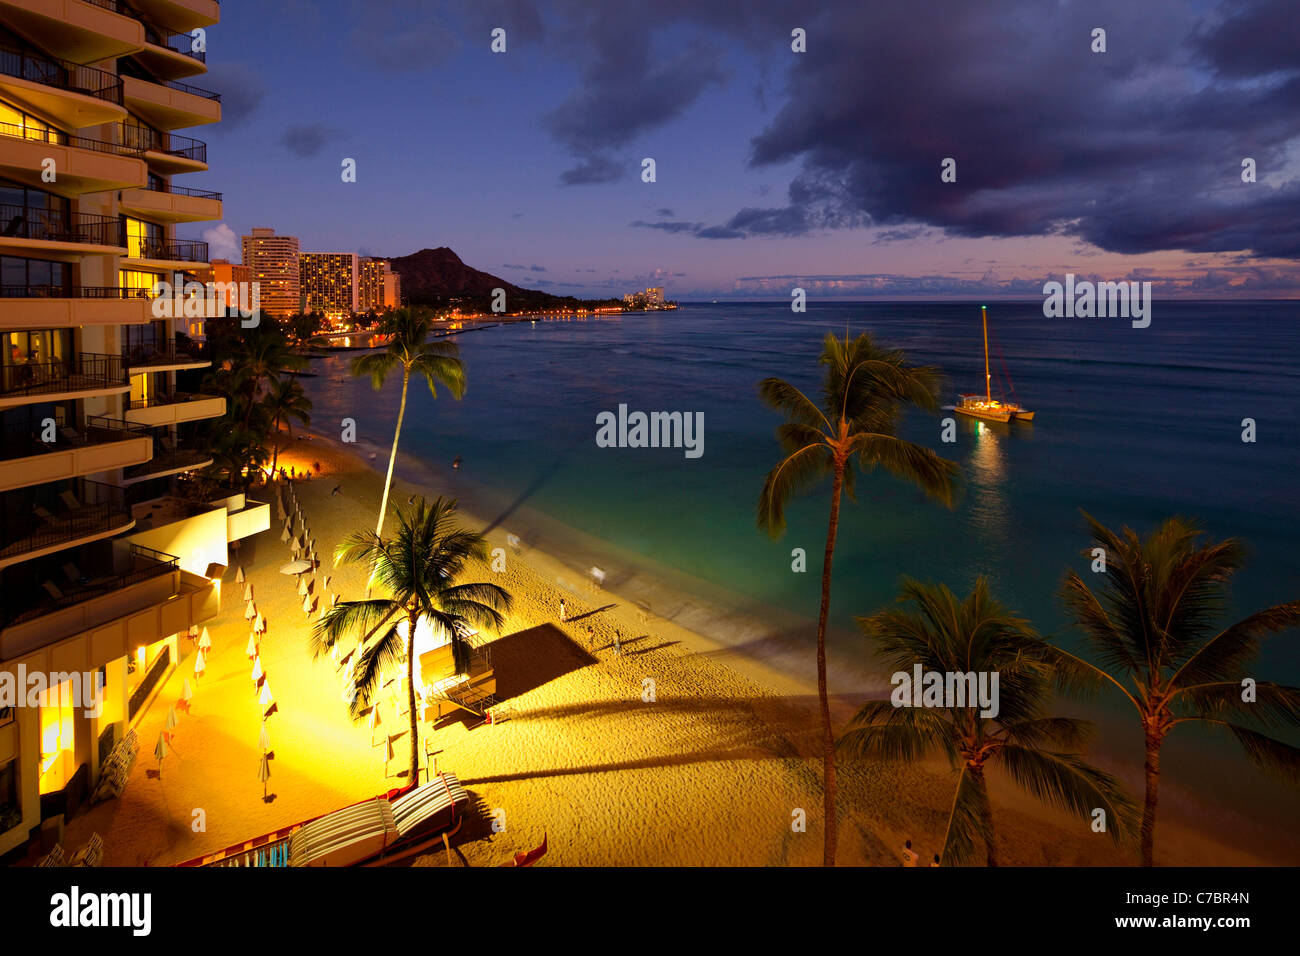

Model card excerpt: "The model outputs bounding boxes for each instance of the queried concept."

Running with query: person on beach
[586,625,595,648]
[332,485,342,496]
[930,854,940,867]
[559,599,567,622]
[613,629,622,657]
[901,840,918,867]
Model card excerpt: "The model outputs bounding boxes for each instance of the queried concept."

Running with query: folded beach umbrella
[255,613,266,634]
[244,600,256,620]
[259,682,274,709]
[297,576,307,597]
[259,722,270,753]
[280,525,290,543]
[198,627,211,652]
[246,633,258,659]
[182,679,194,703]
[321,574,330,590]
[242,582,253,602]
[154,733,169,768]
[302,594,312,614]
[165,705,178,733]
[259,752,271,796]
[331,642,340,665]
[193,650,206,677]
[251,655,263,683]
[236,565,246,584]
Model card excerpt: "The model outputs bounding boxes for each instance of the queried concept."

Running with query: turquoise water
[304,301,1300,848]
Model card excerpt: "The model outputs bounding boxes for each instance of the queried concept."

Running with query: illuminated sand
[61,437,1274,867]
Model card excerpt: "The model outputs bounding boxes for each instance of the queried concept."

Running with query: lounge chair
[34,504,56,521]
[62,562,88,585]
[58,490,80,511]
[42,580,65,601]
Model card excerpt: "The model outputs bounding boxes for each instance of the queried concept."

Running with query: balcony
[134,28,206,80]
[0,545,219,669]
[0,414,151,492]
[0,202,125,254]
[0,283,154,329]
[0,122,146,194]
[0,352,129,409]
[0,41,126,129]
[0,0,144,68]
[121,435,211,483]
[119,180,221,223]
[122,74,220,130]
[121,0,219,34]
[118,124,208,173]
[123,235,209,267]
[122,339,209,371]
[124,390,224,427]
[0,476,133,569]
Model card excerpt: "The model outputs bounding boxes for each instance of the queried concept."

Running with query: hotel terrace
[0,0,267,857]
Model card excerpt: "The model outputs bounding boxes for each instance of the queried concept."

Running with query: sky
[188,0,1300,300]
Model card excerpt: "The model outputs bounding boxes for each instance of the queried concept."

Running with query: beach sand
[60,433,1284,867]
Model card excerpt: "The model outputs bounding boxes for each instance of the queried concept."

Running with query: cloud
[347,0,461,73]
[202,63,266,128]
[201,223,239,261]
[630,219,703,234]
[559,156,623,185]
[656,208,675,217]
[529,264,547,272]
[279,124,340,158]
[501,263,527,270]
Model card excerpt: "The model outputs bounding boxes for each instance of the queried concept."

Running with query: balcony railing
[128,237,209,262]
[139,181,222,201]
[81,0,123,12]
[127,390,216,411]
[0,544,176,628]
[0,352,127,397]
[120,125,207,163]
[145,28,207,64]
[0,477,131,560]
[0,203,126,247]
[163,78,220,102]
[123,440,211,479]
[0,414,146,462]
[0,121,144,158]
[1,283,163,300]
[123,340,208,367]
[0,43,124,106]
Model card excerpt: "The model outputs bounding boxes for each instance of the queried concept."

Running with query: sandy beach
[59,431,1287,867]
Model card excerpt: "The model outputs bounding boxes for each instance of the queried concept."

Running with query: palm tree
[842,577,1136,865]
[1055,512,1300,865]
[311,497,512,782]
[264,376,312,479]
[756,331,960,866]
[235,322,304,431]
[351,308,465,541]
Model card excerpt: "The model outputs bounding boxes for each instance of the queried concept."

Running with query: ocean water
[303,301,1300,848]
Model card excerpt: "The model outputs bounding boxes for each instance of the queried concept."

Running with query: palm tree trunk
[970,764,998,866]
[1140,732,1161,866]
[269,411,283,479]
[407,610,420,783]
[377,369,410,539]
[815,465,844,867]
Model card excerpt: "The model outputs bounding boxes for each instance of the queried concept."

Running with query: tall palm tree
[264,376,312,479]
[311,497,512,781]
[1055,512,1300,865]
[235,322,304,431]
[757,331,960,866]
[843,577,1136,865]
[351,308,465,541]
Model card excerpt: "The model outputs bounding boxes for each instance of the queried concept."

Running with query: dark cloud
[530,264,547,272]
[203,62,266,128]
[656,208,675,217]
[501,263,527,270]
[630,219,703,234]
[279,124,340,158]
[559,156,623,185]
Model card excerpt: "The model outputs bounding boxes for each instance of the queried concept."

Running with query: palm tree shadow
[479,437,585,535]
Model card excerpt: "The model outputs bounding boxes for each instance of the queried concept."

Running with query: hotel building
[359,256,399,312]
[202,257,250,310]
[0,0,267,860]
[240,227,298,317]
[300,251,357,321]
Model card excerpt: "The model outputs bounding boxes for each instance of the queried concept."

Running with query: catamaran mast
[982,305,991,401]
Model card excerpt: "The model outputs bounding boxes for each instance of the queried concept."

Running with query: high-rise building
[645,287,665,305]
[0,0,267,858]
[240,228,299,317]
[204,259,252,310]
[359,257,400,312]
[300,252,358,320]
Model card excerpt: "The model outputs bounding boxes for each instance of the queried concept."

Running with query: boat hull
[1012,409,1035,422]
[955,405,1012,424]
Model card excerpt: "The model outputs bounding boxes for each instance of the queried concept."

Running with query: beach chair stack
[92,728,139,803]
[69,833,105,867]
[36,845,67,867]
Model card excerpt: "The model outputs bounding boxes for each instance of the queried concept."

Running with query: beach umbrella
[182,679,193,703]
[259,752,271,798]
[251,655,263,683]
[244,600,256,621]
[154,732,169,773]
[259,722,271,753]
[280,525,290,543]
[302,594,312,614]
[193,650,206,677]
[242,582,253,602]
[246,633,258,659]
[165,705,178,734]
[322,574,330,590]
[236,565,246,584]
[255,613,265,634]
[331,643,340,665]
[198,627,211,652]
[259,682,274,709]
[279,560,311,575]
[368,701,382,741]
[188,624,199,639]
[297,576,308,597]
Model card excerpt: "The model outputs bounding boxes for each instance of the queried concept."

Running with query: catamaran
[955,305,1035,423]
